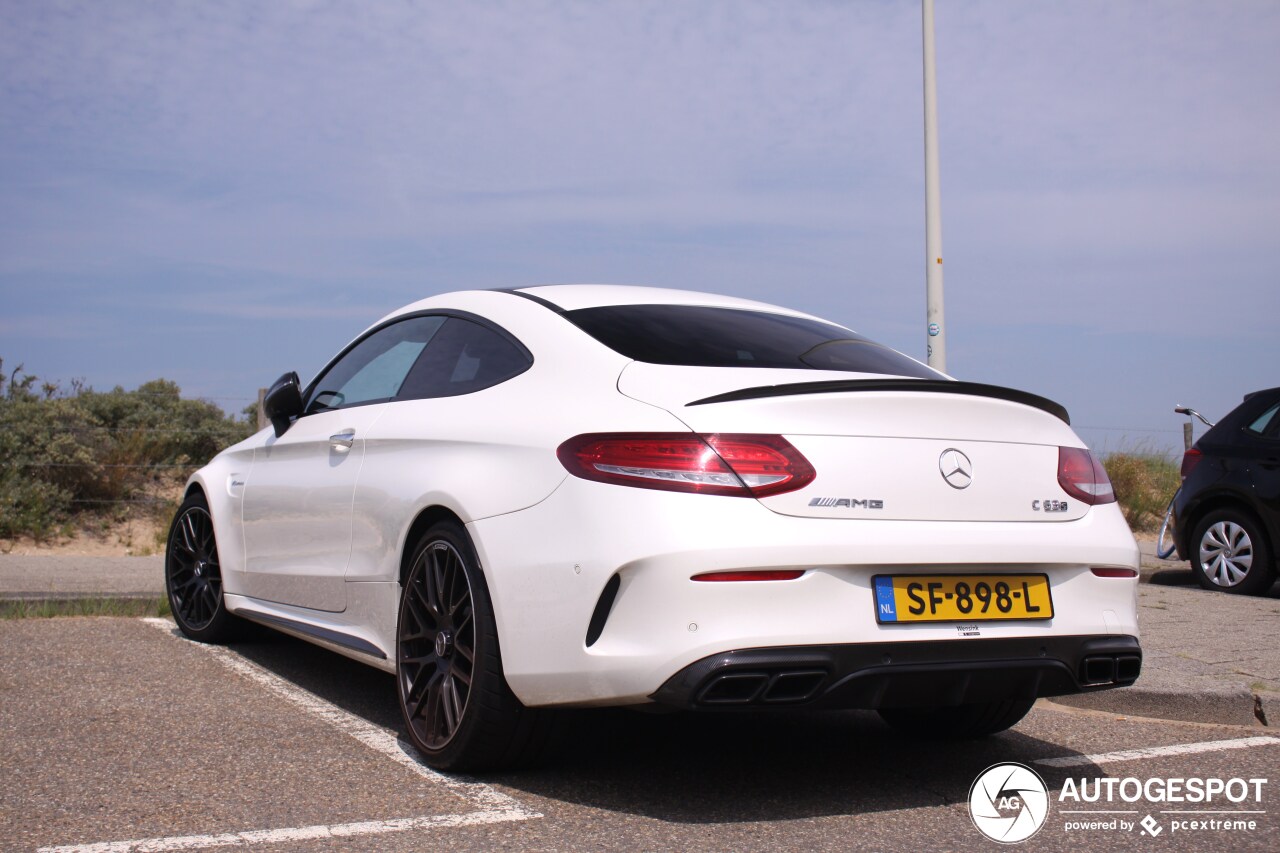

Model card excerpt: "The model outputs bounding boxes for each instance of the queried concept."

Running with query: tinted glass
[1247,402,1280,437]
[305,316,446,413]
[398,317,531,399]
[565,304,942,379]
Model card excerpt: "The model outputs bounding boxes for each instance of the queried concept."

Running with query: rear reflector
[691,570,806,582]
[557,433,816,498]
[1091,567,1138,578]
[1058,447,1116,505]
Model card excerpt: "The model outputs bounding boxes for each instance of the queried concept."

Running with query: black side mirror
[263,371,303,437]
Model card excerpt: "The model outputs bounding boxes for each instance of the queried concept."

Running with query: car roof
[1243,386,1280,403]
[510,284,831,322]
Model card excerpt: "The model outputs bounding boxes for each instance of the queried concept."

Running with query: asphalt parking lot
[2,614,1277,853]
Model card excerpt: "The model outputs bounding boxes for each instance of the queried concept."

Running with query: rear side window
[1247,401,1280,437]
[398,317,532,399]
[565,304,942,379]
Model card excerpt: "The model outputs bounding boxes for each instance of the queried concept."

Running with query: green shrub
[0,358,254,541]
[0,395,112,501]
[1102,452,1180,532]
[0,476,71,541]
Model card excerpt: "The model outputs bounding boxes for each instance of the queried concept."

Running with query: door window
[305,316,446,413]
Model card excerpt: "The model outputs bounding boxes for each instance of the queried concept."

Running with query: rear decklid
[617,363,1090,522]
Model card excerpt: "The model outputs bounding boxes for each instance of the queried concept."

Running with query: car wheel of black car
[165,492,241,642]
[397,521,548,771]
[1191,509,1276,595]
[878,697,1036,738]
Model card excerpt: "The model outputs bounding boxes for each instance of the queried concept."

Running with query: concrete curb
[1053,686,1267,728]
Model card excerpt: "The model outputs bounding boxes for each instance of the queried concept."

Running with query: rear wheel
[1191,509,1276,595]
[878,697,1035,738]
[396,521,548,771]
[165,493,240,642]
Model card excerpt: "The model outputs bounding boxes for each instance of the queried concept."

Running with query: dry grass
[0,481,181,556]
[0,597,170,619]
[1102,451,1180,532]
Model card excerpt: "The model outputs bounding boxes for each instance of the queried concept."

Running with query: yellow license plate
[872,574,1053,623]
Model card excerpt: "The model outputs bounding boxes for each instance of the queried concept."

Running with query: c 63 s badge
[1033,500,1069,513]
[808,497,884,509]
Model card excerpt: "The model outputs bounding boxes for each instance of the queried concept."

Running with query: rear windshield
[565,304,943,379]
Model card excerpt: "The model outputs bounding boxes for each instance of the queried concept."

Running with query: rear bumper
[650,635,1142,710]
[471,476,1141,708]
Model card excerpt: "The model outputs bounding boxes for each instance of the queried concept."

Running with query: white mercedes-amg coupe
[165,285,1141,770]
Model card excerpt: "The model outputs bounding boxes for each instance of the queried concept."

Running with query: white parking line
[35,618,541,853]
[38,811,531,853]
[1035,735,1280,769]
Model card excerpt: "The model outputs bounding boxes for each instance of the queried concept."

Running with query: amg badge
[808,497,884,509]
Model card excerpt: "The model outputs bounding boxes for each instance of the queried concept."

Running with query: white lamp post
[922,0,946,372]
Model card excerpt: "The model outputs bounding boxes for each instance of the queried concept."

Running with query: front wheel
[1191,509,1276,595]
[164,493,240,642]
[396,521,548,771]
[878,697,1035,738]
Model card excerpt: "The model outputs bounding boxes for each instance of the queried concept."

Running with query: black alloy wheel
[396,521,550,771]
[165,493,238,642]
[399,537,477,751]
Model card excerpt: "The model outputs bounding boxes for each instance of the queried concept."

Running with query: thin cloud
[0,0,1276,445]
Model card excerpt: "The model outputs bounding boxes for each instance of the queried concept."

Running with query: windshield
[565,304,943,379]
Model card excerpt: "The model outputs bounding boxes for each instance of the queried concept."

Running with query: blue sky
[2,0,1277,454]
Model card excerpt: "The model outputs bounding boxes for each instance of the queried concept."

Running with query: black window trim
[299,309,534,419]
[496,287,566,315]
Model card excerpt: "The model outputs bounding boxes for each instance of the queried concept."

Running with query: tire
[878,697,1035,739]
[1191,509,1276,595]
[164,492,240,642]
[396,521,548,771]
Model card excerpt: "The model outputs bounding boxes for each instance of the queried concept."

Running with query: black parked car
[1173,387,1280,595]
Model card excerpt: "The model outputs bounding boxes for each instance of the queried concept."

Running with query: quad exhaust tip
[696,669,828,705]
[1081,654,1141,687]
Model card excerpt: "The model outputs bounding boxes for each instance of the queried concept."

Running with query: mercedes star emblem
[940,448,973,489]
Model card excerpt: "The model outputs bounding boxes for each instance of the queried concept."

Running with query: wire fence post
[1183,422,1193,452]
[256,388,267,431]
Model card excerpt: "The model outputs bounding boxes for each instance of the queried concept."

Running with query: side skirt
[225,592,398,674]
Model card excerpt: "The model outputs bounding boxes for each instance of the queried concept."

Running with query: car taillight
[1057,447,1116,505]
[556,433,816,498]
[1180,447,1202,480]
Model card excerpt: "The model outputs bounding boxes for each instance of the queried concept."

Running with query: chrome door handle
[330,431,356,452]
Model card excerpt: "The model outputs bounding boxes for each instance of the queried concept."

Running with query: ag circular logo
[968,762,1050,844]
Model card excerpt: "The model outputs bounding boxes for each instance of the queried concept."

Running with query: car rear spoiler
[686,379,1071,425]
